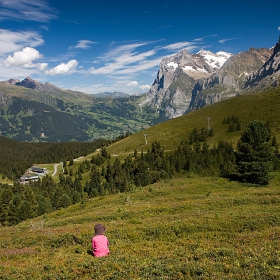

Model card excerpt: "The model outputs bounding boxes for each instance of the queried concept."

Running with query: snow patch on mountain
[183,65,208,73]
[167,61,179,70]
[197,50,232,69]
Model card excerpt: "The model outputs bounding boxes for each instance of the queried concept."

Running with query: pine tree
[22,186,38,219]
[58,193,72,208]
[235,120,273,185]
[0,188,13,225]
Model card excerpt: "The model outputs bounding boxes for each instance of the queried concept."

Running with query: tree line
[0,120,279,226]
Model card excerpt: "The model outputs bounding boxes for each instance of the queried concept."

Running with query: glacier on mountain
[197,50,232,69]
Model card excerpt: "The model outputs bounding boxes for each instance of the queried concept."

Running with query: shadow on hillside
[87,249,93,256]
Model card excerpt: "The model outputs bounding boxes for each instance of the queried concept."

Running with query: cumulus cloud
[46,60,78,75]
[4,47,41,66]
[69,40,98,50]
[278,26,280,31]
[139,84,151,90]
[0,0,57,22]
[37,63,48,71]
[4,47,45,69]
[0,29,44,55]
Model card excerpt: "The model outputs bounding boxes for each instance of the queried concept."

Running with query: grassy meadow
[107,88,280,156]
[1,174,280,279]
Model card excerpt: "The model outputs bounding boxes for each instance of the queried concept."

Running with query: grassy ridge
[107,88,280,156]
[1,175,280,279]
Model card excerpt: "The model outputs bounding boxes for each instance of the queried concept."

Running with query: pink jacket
[92,235,109,257]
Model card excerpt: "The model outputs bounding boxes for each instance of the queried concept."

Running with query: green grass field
[107,88,280,156]
[1,87,280,279]
[1,174,280,279]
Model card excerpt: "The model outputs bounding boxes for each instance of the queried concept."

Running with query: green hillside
[107,88,280,156]
[1,175,280,279]
[1,87,280,279]
[0,83,165,141]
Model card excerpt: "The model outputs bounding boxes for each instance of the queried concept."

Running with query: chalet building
[30,166,45,174]
[20,174,39,182]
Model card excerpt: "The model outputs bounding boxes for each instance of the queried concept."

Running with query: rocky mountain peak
[14,77,60,92]
[16,76,40,89]
[197,50,232,69]
[140,41,276,119]
[244,37,280,90]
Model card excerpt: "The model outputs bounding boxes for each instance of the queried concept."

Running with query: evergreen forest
[1,121,279,226]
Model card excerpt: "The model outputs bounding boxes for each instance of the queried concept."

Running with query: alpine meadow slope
[107,87,280,156]
[1,48,280,279]
[1,175,280,279]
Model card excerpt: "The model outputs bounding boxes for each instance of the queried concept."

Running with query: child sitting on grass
[92,224,109,257]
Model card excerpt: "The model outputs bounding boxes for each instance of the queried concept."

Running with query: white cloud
[193,35,218,42]
[162,41,197,51]
[126,81,138,87]
[218,38,237,44]
[139,84,151,90]
[112,57,163,75]
[46,60,78,75]
[4,47,43,67]
[278,26,280,31]
[89,42,158,75]
[38,63,48,71]
[69,40,98,50]
[87,39,204,79]
[103,43,147,58]
[0,29,44,55]
[0,0,57,22]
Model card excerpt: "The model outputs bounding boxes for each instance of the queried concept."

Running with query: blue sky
[0,0,279,94]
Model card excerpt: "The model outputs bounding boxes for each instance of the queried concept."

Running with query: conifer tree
[58,193,72,208]
[22,186,38,218]
[0,188,13,225]
[235,120,273,185]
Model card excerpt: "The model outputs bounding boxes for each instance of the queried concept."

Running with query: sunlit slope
[107,88,280,155]
[1,176,280,279]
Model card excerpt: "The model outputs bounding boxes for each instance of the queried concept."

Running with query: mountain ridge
[139,40,277,118]
[0,38,280,142]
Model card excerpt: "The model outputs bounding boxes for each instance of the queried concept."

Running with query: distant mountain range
[0,37,280,142]
[93,92,130,98]
[0,78,166,141]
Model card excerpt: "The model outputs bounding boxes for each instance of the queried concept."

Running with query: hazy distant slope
[0,80,165,141]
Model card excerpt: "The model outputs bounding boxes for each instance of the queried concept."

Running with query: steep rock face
[161,68,196,118]
[244,37,280,91]
[187,47,272,112]
[141,45,273,118]
[141,49,231,118]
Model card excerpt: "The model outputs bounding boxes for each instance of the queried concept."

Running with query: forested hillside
[1,121,279,226]
[0,136,110,180]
